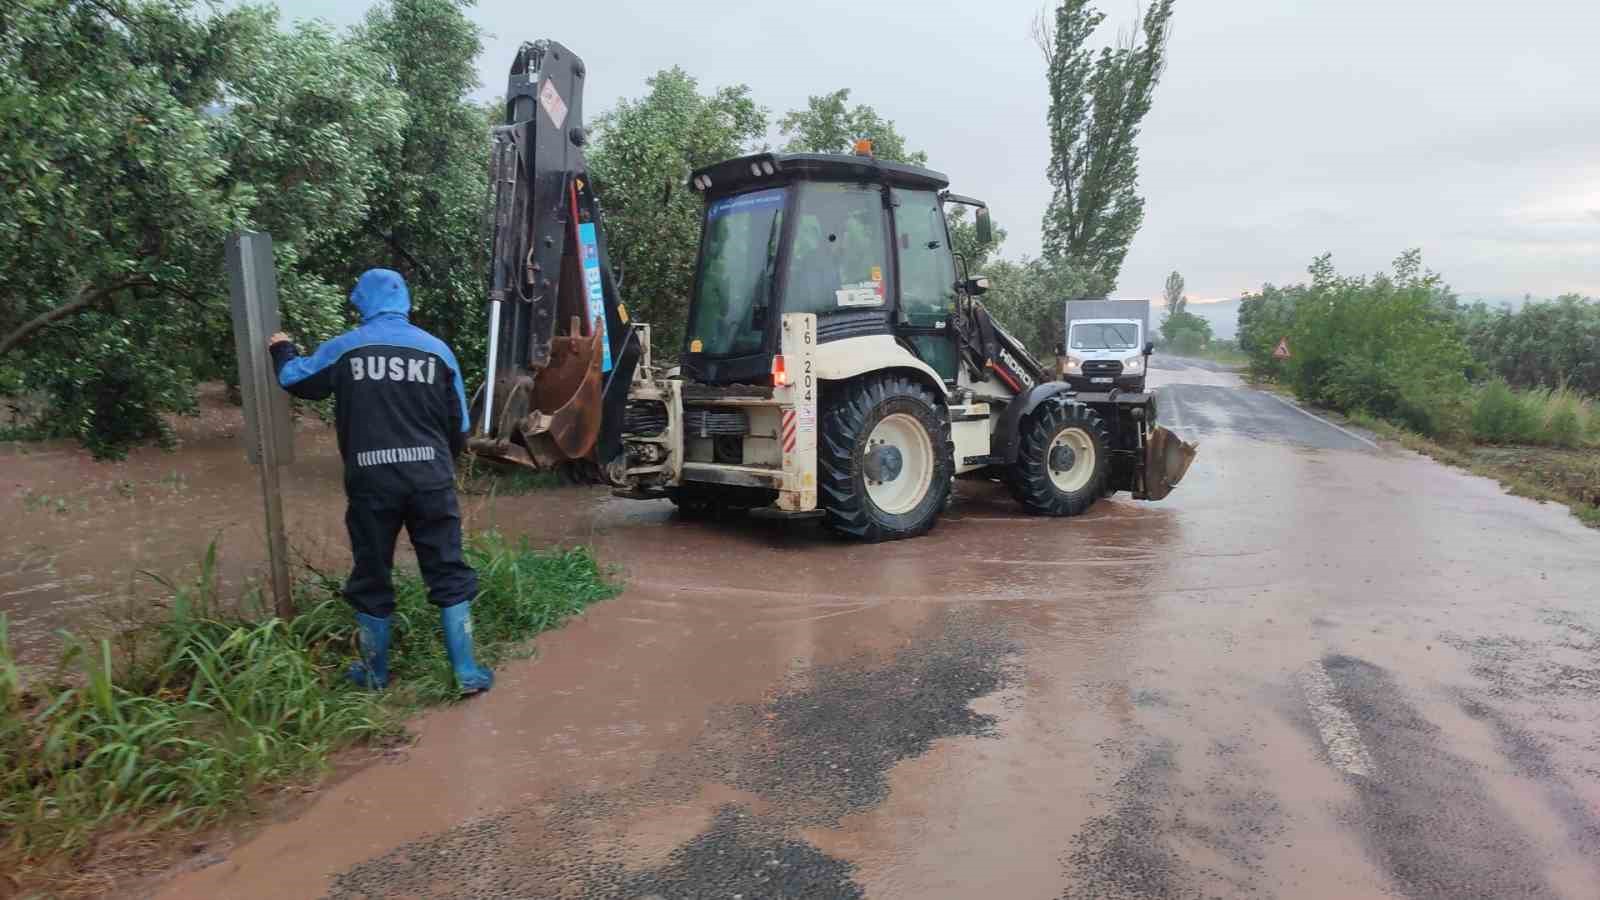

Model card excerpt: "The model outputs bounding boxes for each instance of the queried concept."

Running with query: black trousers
[344,486,478,618]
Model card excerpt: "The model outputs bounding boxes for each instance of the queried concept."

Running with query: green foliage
[1471,383,1597,448]
[1160,272,1206,353]
[1237,283,1298,377]
[1160,310,1211,354]
[1193,339,1248,367]
[1245,251,1471,438]
[457,458,562,495]
[586,68,767,355]
[1458,294,1600,396]
[336,0,490,384]
[1493,387,1549,445]
[947,207,1006,273]
[1,0,407,457]
[979,257,1094,356]
[1038,0,1176,294]
[1162,270,1185,318]
[0,531,615,868]
[777,88,927,165]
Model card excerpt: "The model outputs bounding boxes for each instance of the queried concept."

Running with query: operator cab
[681,150,990,386]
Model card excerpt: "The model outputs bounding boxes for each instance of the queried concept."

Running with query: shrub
[1472,381,1538,443]
[1541,389,1584,448]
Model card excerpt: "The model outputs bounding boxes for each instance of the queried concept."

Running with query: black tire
[1005,400,1111,517]
[818,375,952,542]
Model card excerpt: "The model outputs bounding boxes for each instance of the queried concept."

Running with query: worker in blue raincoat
[268,268,492,695]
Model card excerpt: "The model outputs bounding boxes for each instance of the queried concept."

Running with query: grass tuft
[0,530,616,882]
[457,457,563,497]
[1470,381,1599,448]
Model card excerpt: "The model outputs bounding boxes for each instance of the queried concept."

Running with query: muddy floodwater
[1,386,606,667]
[8,365,1600,899]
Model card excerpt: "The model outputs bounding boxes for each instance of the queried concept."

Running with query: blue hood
[350,268,410,321]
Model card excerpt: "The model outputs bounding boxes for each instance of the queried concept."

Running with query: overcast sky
[280,0,1599,302]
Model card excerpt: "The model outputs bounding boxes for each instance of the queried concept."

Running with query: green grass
[1470,381,1600,448]
[1195,345,1250,368]
[0,531,616,883]
[457,457,563,496]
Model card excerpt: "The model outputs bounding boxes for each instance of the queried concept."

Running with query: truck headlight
[1064,355,1082,374]
[1123,355,1143,373]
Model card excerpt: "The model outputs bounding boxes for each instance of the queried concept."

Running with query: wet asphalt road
[153,358,1600,900]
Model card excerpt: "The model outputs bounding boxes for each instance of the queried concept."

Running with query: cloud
[270,0,1599,300]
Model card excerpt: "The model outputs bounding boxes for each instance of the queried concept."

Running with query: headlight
[1123,355,1143,373]
[1064,356,1082,374]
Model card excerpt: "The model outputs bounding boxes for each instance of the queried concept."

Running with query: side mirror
[974,207,993,246]
[962,275,990,296]
[1144,341,1155,356]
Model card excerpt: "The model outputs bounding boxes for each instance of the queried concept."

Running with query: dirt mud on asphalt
[6,365,1600,899]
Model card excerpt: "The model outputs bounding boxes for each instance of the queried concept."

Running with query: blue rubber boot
[346,612,390,690]
[440,602,493,695]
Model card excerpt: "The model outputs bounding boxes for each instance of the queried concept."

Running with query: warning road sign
[1273,337,1291,359]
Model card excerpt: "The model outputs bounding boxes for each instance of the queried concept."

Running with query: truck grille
[1082,359,1124,378]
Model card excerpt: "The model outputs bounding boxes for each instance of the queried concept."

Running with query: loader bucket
[1139,425,1197,501]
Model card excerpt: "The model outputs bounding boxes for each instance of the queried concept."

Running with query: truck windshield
[688,188,787,357]
[1070,323,1139,351]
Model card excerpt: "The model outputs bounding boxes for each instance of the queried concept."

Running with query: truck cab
[1061,299,1153,393]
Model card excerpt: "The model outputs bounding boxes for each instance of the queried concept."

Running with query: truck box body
[1062,299,1152,392]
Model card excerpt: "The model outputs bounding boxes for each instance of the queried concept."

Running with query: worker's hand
[268,332,291,348]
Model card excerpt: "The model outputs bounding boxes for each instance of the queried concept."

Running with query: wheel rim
[1047,426,1096,494]
[863,412,934,515]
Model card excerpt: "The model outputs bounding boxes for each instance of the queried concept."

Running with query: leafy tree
[1162,269,1185,321]
[1238,282,1310,377]
[1459,294,1600,396]
[586,68,766,354]
[777,89,927,165]
[1251,251,1471,437]
[948,207,1007,274]
[1035,0,1176,296]
[0,0,405,456]
[336,0,490,382]
[1161,309,1211,353]
[980,257,1093,356]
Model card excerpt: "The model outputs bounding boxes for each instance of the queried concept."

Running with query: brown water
[8,375,1600,899]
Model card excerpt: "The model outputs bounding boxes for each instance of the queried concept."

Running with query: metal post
[227,232,295,619]
[482,299,501,436]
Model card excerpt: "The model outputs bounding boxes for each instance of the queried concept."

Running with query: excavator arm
[471,40,639,470]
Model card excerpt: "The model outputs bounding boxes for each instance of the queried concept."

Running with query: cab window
[781,182,892,317]
[891,188,957,328]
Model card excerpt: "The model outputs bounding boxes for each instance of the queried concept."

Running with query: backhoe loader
[470,40,1196,541]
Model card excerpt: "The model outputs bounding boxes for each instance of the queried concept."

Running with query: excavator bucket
[522,323,604,466]
[469,40,639,474]
[470,319,605,469]
[1139,424,1198,501]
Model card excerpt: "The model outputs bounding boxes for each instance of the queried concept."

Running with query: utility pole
[226,232,295,619]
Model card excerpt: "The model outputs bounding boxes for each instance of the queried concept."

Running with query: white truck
[1060,299,1153,394]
